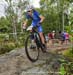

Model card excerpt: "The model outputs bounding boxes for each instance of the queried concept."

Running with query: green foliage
[59,61,73,75]
[0,34,9,42]
[0,0,73,54]
[59,57,73,75]
[0,32,28,55]
[59,64,66,75]
[63,49,73,60]
[40,0,73,33]
[0,17,11,33]
[0,42,16,54]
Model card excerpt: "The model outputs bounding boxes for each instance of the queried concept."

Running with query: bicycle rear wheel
[25,34,39,62]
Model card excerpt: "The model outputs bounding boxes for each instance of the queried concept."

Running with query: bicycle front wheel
[25,34,39,62]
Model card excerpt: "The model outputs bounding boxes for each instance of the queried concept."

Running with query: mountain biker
[23,5,46,49]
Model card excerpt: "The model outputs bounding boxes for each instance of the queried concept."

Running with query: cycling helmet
[26,5,34,12]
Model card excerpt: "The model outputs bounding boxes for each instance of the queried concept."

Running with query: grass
[62,48,73,61]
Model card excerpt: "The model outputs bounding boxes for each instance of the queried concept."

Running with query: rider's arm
[39,15,45,23]
[23,19,28,26]
[23,13,30,27]
[35,11,45,23]
[23,19,28,29]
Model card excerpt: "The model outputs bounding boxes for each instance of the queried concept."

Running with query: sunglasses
[27,11,31,12]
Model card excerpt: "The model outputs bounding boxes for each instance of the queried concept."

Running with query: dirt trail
[0,44,71,75]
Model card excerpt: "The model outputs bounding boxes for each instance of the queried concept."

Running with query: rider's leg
[38,26,46,47]
[39,32,45,45]
[39,32,45,47]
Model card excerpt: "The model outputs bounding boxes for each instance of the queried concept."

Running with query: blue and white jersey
[26,10,41,26]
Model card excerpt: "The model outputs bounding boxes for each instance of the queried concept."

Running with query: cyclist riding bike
[23,5,46,49]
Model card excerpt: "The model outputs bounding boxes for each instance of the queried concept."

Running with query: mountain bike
[25,25,47,62]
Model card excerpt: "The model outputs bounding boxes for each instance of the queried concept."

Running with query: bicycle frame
[26,25,46,50]
[32,27,42,48]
